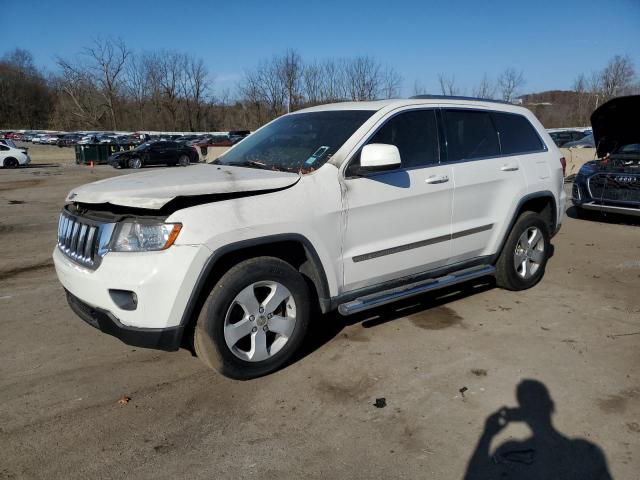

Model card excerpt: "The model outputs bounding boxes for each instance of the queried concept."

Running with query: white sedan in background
[1,143,31,168]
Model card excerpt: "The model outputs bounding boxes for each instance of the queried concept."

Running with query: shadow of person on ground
[464,379,613,480]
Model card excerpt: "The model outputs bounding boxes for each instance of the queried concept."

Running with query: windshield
[134,142,151,151]
[616,143,640,154]
[215,110,375,173]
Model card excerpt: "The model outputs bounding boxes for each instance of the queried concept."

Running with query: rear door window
[443,109,500,161]
[492,112,545,154]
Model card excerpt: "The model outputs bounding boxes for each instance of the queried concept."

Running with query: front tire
[178,155,190,167]
[3,157,19,168]
[194,257,311,379]
[495,211,550,291]
[128,157,142,169]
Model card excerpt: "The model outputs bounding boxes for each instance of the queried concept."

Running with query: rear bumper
[65,289,183,351]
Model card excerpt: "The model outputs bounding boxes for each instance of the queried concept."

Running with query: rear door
[443,108,528,264]
[341,108,454,291]
[163,141,178,164]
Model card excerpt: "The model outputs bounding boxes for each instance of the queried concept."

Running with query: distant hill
[520,90,581,105]
[519,90,588,128]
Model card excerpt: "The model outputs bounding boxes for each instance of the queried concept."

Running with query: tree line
[0,38,637,131]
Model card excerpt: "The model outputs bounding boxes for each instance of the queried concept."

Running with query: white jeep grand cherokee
[53,96,566,379]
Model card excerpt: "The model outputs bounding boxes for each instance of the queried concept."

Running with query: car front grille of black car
[57,210,115,269]
[588,173,640,203]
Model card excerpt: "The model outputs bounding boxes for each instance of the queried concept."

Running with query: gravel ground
[0,160,638,479]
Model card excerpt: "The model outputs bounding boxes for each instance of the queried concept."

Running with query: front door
[341,109,453,292]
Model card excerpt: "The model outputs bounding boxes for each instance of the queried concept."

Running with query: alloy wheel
[223,281,297,362]
[513,227,545,279]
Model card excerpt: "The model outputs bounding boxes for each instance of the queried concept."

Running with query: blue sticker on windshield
[305,146,330,165]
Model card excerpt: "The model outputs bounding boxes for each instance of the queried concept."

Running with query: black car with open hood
[572,95,640,217]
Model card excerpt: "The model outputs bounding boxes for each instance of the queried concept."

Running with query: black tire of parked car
[128,157,143,169]
[3,157,19,168]
[194,257,311,380]
[495,211,550,291]
[178,154,190,167]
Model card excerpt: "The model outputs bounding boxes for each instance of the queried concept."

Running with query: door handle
[425,175,449,184]
[500,163,519,172]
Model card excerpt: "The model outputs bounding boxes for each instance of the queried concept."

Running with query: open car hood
[591,95,640,158]
[66,164,300,210]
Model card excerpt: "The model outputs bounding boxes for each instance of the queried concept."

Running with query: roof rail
[409,94,513,105]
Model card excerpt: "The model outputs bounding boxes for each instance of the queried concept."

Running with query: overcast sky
[2,0,639,96]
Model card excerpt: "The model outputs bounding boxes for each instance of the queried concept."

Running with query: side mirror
[360,143,401,172]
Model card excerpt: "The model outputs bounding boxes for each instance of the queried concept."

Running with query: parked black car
[549,130,588,147]
[108,141,199,169]
[57,134,83,147]
[572,96,640,218]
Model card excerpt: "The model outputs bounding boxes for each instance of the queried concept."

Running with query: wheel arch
[493,191,557,263]
[179,234,331,344]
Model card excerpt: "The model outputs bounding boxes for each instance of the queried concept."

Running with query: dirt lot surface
[1,155,638,479]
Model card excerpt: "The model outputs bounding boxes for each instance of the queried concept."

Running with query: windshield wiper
[234,160,286,171]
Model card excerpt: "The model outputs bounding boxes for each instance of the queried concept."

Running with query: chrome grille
[588,173,640,203]
[57,210,115,269]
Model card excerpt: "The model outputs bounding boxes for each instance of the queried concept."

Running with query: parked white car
[53,96,566,378]
[43,135,61,145]
[1,143,31,168]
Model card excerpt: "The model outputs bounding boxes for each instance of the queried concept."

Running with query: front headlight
[111,222,182,252]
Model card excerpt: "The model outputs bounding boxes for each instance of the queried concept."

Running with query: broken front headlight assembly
[111,222,182,252]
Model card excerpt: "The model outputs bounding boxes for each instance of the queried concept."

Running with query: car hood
[66,164,300,209]
[591,95,640,158]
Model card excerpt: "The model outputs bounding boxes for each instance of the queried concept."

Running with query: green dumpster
[75,144,132,165]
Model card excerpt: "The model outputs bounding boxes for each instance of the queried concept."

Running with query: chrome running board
[338,265,495,316]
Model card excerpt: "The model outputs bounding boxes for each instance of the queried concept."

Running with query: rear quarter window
[493,112,544,154]
[443,109,500,161]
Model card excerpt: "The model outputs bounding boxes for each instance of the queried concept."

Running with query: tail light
[559,157,566,177]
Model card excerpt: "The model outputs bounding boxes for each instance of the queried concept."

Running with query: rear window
[493,112,544,154]
[443,109,500,161]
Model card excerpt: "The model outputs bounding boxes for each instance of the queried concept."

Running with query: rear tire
[495,211,550,291]
[178,155,190,167]
[194,257,311,379]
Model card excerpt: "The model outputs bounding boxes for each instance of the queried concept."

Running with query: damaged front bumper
[65,289,184,351]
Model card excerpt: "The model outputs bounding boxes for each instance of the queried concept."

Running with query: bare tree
[599,54,635,101]
[412,80,429,96]
[124,52,151,129]
[472,74,496,99]
[156,51,186,130]
[344,56,382,101]
[302,61,324,104]
[498,68,525,102]
[182,55,211,130]
[437,73,462,96]
[277,49,303,112]
[319,59,346,102]
[380,66,402,99]
[55,57,107,128]
[0,49,53,129]
[83,37,131,129]
[241,57,287,119]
